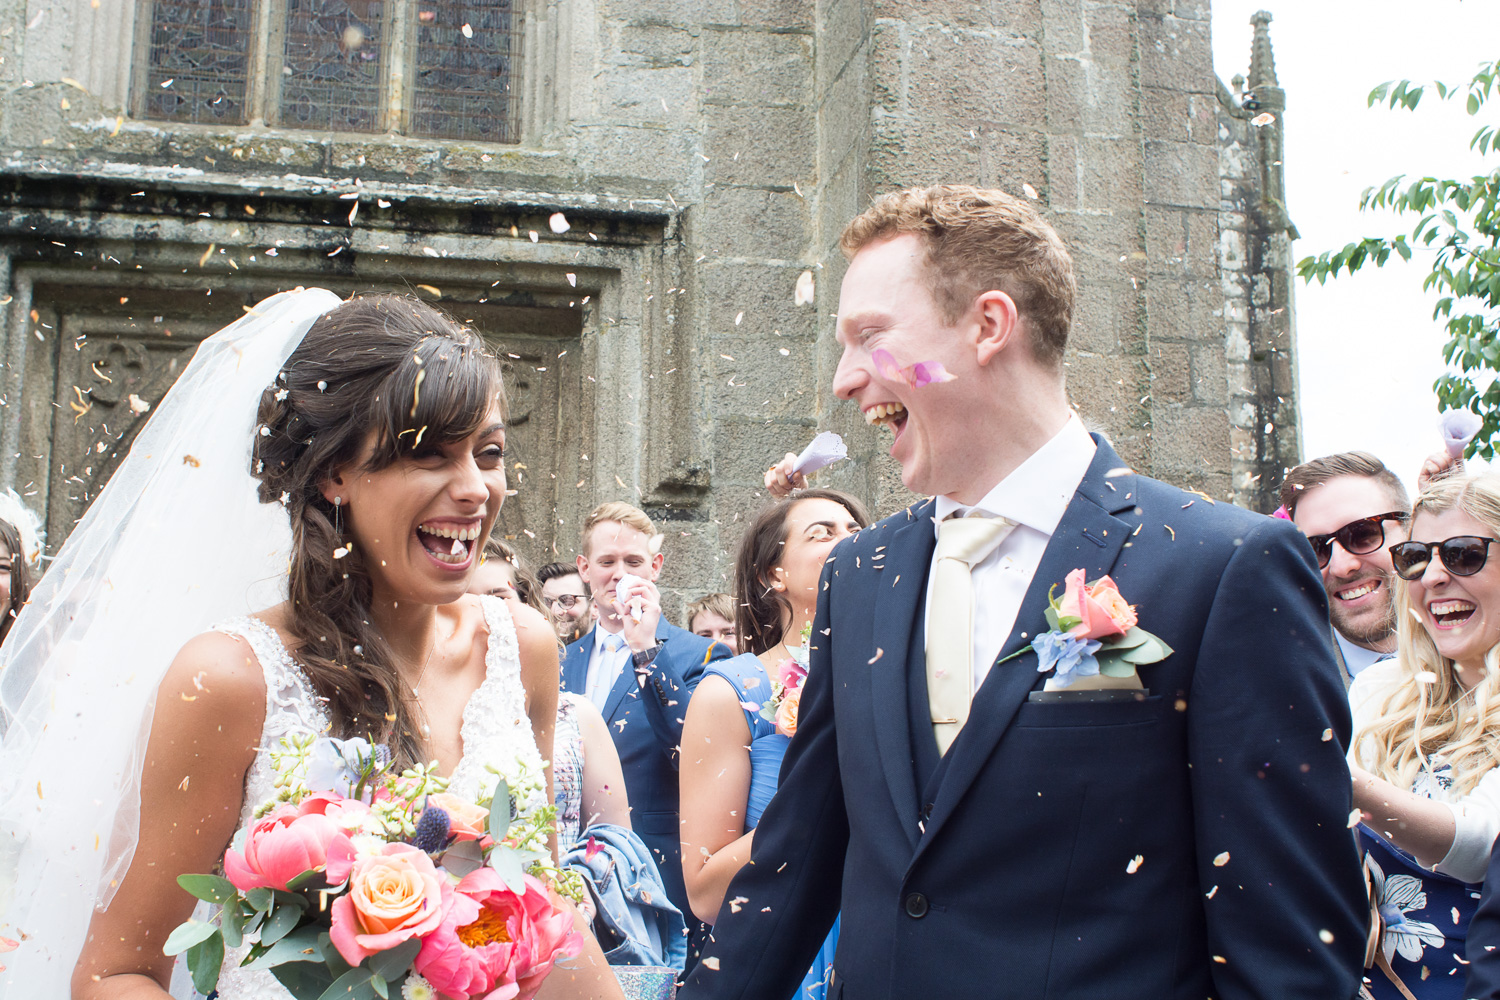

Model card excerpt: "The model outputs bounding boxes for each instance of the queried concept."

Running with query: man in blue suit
[681,186,1367,999]
[560,501,729,942]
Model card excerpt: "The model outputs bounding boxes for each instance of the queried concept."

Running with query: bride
[0,290,624,999]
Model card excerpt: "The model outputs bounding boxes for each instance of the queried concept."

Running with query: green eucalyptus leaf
[1098,627,1149,651]
[244,926,325,969]
[368,937,422,981]
[372,974,389,1000]
[271,961,337,997]
[489,847,527,893]
[163,919,218,957]
[286,869,328,893]
[222,900,246,949]
[440,838,485,877]
[245,887,275,912]
[488,779,512,842]
[177,873,238,904]
[1122,634,1173,665]
[1043,606,1061,631]
[261,901,303,945]
[185,930,225,996]
[1097,656,1139,679]
[317,966,375,1000]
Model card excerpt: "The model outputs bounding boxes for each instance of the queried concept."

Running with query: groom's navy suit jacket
[561,618,728,914]
[681,438,1367,1000]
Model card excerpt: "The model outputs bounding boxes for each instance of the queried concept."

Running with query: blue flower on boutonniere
[1030,631,1103,688]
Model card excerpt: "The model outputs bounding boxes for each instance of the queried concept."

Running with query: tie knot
[603,633,627,653]
[935,513,1014,567]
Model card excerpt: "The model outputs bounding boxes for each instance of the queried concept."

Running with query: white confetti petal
[1126,855,1143,874]
[794,270,815,306]
[1212,851,1230,867]
[548,212,570,234]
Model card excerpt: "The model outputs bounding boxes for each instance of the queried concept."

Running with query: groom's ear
[973,290,1021,366]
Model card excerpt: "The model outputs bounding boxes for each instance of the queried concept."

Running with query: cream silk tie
[926,512,1015,755]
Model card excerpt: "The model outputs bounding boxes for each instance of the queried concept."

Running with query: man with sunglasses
[1280,452,1422,684]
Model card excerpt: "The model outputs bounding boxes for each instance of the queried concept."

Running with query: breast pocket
[1012,694,1163,729]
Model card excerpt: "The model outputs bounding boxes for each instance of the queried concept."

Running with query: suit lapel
[869,500,936,852]
[915,440,1138,856]
[561,631,592,696]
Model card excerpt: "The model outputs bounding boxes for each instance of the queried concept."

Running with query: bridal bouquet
[166,735,582,1000]
[759,624,813,737]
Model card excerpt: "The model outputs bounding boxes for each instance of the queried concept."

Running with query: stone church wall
[0,0,1290,611]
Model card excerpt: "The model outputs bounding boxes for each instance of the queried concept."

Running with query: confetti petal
[794,270,815,306]
[1212,851,1230,867]
[548,212,570,234]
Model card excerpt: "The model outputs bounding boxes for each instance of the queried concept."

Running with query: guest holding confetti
[679,489,868,999]
[1350,473,1500,998]
[0,490,40,647]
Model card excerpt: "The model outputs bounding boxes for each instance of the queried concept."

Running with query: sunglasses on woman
[1389,536,1499,580]
[1305,511,1408,568]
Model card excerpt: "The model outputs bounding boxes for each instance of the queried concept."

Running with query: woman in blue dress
[1348,473,1500,998]
[678,489,869,999]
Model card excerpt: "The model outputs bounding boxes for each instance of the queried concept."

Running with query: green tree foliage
[1298,62,1500,458]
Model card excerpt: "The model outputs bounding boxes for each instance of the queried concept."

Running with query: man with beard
[1280,452,1412,683]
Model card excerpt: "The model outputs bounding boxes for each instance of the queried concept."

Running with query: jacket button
[904,892,929,918]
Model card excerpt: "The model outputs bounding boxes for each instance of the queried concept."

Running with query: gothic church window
[135,0,523,142]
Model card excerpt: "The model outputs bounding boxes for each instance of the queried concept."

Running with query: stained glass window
[141,0,255,126]
[279,0,386,133]
[409,0,521,142]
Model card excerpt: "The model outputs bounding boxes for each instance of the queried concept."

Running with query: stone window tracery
[135,0,522,141]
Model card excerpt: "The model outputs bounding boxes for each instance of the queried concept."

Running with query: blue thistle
[413,805,451,853]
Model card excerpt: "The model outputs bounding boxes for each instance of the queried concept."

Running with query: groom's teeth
[863,402,908,425]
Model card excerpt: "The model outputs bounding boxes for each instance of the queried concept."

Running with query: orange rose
[426,792,491,842]
[329,842,448,966]
[1058,570,1137,640]
[776,686,803,737]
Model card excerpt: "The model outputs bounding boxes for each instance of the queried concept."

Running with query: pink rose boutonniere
[1001,569,1171,690]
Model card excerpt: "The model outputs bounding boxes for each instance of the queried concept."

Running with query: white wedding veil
[0,287,342,997]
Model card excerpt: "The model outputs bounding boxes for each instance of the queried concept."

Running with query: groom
[681,186,1367,999]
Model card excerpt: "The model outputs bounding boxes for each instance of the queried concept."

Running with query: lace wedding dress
[172,595,545,999]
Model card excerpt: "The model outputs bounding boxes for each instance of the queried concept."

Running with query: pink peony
[223,805,353,892]
[777,658,807,692]
[1057,569,1137,640]
[329,843,450,967]
[414,868,581,1000]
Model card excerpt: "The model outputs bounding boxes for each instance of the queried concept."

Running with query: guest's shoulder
[1349,656,1405,711]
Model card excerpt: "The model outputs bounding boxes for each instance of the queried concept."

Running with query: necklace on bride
[408,630,441,738]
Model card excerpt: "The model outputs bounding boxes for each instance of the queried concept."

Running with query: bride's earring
[333,496,343,538]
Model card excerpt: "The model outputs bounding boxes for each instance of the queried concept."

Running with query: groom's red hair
[840,184,1076,368]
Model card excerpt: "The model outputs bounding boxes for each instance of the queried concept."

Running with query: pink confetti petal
[906,360,956,386]
[871,348,903,383]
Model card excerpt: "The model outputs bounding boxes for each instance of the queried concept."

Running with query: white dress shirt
[585,626,631,711]
[1336,631,1391,679]
[924,413,1097,688]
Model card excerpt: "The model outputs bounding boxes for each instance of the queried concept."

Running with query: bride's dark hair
[251,294,504,766]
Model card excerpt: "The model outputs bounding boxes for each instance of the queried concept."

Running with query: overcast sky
[1210,0,1500,491]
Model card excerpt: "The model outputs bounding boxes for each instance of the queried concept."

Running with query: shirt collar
[593,624,626,656]
[934,413,1097,536]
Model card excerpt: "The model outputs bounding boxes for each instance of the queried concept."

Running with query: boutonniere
[759,624,812,737]
[999,569,1172,690]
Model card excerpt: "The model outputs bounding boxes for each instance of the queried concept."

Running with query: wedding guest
[559,502,732,951]
[0,515,32,647]
[467,544,687,974]
[540,560,594,644]
[680,490,869,998]
[473,536,545,614]
[1281,452,1411,683]
[686,592,738,653]
[1350,473,1500,997]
